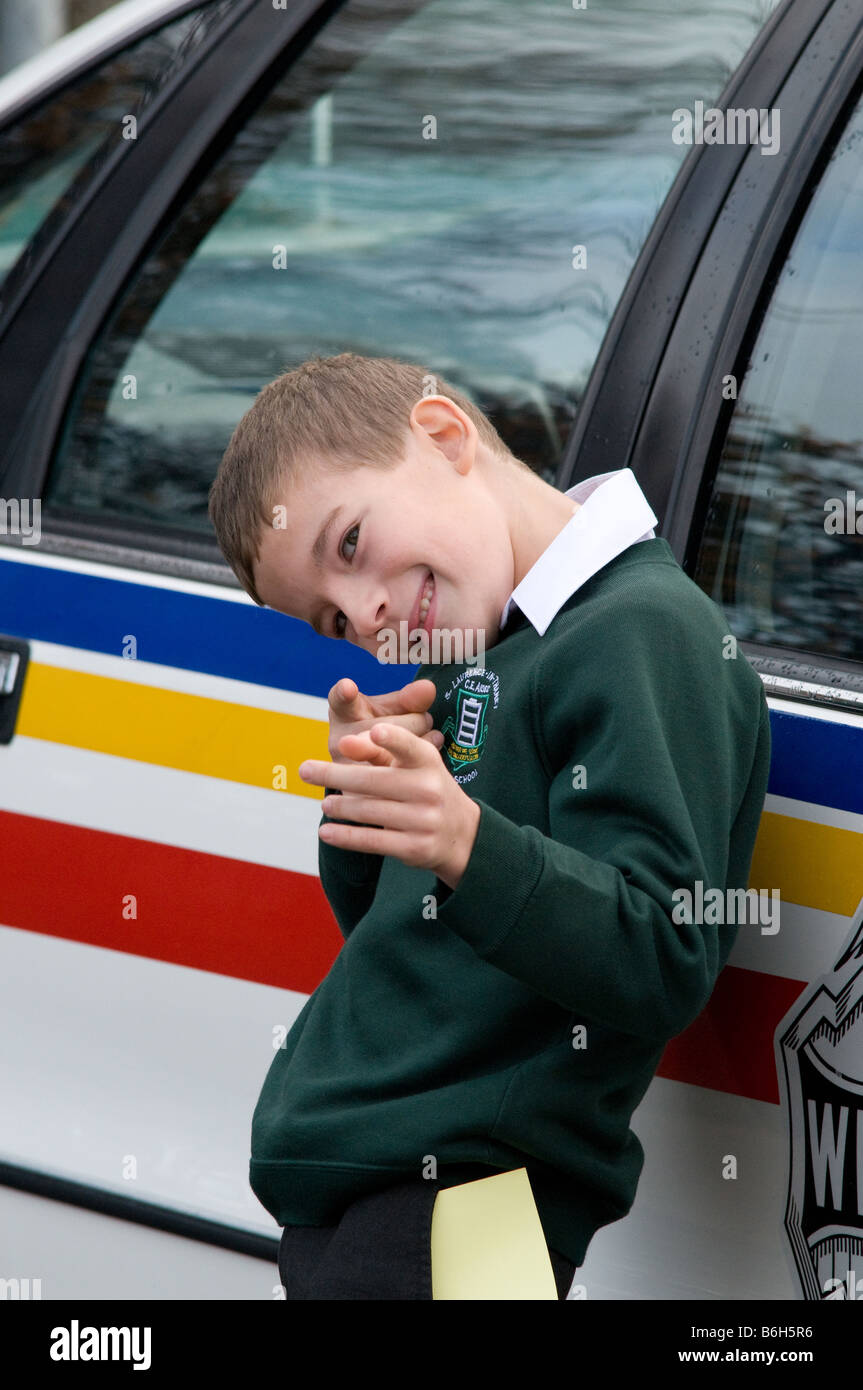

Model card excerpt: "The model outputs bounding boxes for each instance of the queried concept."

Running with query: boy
[208,353,772,1300]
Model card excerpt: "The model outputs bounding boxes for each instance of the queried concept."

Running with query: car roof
[0,0,213,126]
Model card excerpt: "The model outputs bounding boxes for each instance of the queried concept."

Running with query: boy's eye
[330,524,359,635]
[340,524,359,561]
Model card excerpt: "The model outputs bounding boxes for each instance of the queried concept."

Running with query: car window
[694,87,863,669]
[46,0,782,537]
[0,1,232,307]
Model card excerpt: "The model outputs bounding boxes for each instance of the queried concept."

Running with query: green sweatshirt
[249,536,771,1267]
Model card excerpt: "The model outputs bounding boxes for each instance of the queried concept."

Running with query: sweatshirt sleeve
[432,592,769,1045]
[317,790,384,941]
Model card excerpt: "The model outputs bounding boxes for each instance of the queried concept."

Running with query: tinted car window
[695,88,863,669]
[47,0,782,535]
[0,1,231,306]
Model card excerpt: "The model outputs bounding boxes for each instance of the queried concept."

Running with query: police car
[1,0,861,1300]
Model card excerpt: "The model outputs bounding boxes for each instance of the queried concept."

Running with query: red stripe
[2,811,806,1102]
[0,809,341,994]
[657,966,806,1104]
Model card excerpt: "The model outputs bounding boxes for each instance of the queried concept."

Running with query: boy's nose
[349,595,390,642]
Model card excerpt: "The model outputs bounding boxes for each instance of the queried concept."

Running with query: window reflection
[695,94,863,666]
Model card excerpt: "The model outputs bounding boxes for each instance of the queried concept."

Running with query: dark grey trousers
[277,1176,577,1300]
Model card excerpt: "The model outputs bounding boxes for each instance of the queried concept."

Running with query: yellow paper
[430,1168,559,1300]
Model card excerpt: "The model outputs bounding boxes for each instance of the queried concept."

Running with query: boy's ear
[409,395,476,474]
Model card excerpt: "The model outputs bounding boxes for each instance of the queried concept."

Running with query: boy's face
[253,396,514,658]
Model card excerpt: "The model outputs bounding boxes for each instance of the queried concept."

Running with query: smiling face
[252,396,518,658]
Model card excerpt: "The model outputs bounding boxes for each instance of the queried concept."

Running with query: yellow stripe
[749,811,863,916]
[19,666,863,909]
[18,662,327,799]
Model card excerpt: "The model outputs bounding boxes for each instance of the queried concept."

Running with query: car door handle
[0,636,30,745]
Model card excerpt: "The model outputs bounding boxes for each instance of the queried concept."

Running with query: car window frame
[561,0,863,710]
[0,0,249,324]
[0,0,348,557]
[0,0,798,589]
[557,0,829,512]
[0,0,212,129]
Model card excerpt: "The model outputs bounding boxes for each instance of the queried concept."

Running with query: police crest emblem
[775,893,863,1299]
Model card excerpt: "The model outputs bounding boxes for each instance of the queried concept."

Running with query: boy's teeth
[418,573,434,622]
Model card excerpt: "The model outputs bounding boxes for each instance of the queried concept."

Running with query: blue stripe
[0,557,415,698]
[768,708,863,817]
[6,561,863,815]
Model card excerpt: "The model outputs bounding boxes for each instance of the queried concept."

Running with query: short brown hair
[208,352,523,606]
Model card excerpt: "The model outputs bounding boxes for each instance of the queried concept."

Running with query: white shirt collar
[499,468,658,637]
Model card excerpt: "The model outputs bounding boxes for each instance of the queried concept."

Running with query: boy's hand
[300,722,480,891]
[327,676,444,765]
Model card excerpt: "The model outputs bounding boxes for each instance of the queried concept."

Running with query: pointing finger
[327,677,365,720]
[367,720,434,767]
[299,749,421,798]
[336,729,395,767]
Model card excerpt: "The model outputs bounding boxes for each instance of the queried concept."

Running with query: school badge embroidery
[439,666,500,786]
